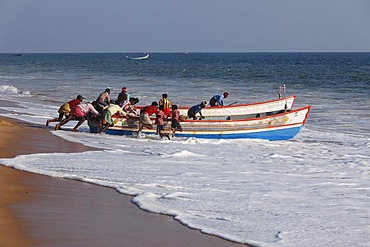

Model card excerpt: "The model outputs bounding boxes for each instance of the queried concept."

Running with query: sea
[0,53,369,247]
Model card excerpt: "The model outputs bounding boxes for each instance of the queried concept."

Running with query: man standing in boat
[210,91,229,106]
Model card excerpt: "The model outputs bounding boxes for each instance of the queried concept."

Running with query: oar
[227,101,238,106]
[226,102,238,120]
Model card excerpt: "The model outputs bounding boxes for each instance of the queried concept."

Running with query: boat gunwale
[134,95,296,110]
[112,105,311,124]
[181,105,309,123]
[179,95,296,109]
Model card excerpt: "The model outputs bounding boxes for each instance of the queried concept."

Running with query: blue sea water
[0,53,369,247]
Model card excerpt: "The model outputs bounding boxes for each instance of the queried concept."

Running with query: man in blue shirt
[187,101,207,120]
[210,91,229,106]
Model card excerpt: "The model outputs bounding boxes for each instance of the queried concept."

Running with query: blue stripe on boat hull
[106,126,303,141]
[174,126,303,141]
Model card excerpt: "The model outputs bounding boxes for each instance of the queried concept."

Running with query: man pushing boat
[137,101,159,136]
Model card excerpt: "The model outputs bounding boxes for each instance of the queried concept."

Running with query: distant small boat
[13,54,22,56]
[127,53,149,60]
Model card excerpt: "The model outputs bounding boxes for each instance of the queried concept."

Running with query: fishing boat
[134,85,294,119]
[174,95,296,120]
[106,105,311,141]
[133,95,296,120]
[127,53,149,60]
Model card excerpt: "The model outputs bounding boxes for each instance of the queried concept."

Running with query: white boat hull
[107,105,310,141]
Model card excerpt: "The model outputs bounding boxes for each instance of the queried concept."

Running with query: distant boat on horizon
[126,53,149,60]
[12,54,22,56]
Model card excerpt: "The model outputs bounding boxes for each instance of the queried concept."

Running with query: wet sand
[0,107,247,246]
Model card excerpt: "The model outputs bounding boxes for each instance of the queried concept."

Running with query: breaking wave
[0,85,31,97]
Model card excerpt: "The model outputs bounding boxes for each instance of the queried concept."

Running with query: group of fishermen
[46,87,229,136]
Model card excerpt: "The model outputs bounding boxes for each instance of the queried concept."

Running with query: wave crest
[165,150,204,157]
[0,85,31,96]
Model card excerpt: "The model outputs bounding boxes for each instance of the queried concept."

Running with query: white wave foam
[165,150,204,157]
[0,85,20,93]
[0,85,31,97]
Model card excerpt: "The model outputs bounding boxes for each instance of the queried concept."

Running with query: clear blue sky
[1,0,369,53]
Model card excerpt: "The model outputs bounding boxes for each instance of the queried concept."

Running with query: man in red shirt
[46,95,84,126]
[137,101,159,134]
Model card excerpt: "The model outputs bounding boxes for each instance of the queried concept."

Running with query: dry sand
[0,111,248,247]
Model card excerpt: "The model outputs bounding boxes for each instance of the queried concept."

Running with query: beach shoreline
[0,103,248,246]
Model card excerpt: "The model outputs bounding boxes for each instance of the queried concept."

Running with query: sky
[0,0,370,53]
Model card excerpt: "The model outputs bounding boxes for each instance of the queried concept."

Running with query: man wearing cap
[209,91,229,107]
[55,102,100,132]
[46,94,84,126]
[187,100,207,120]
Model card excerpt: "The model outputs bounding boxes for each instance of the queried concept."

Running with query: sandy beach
[0,101,247,246]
